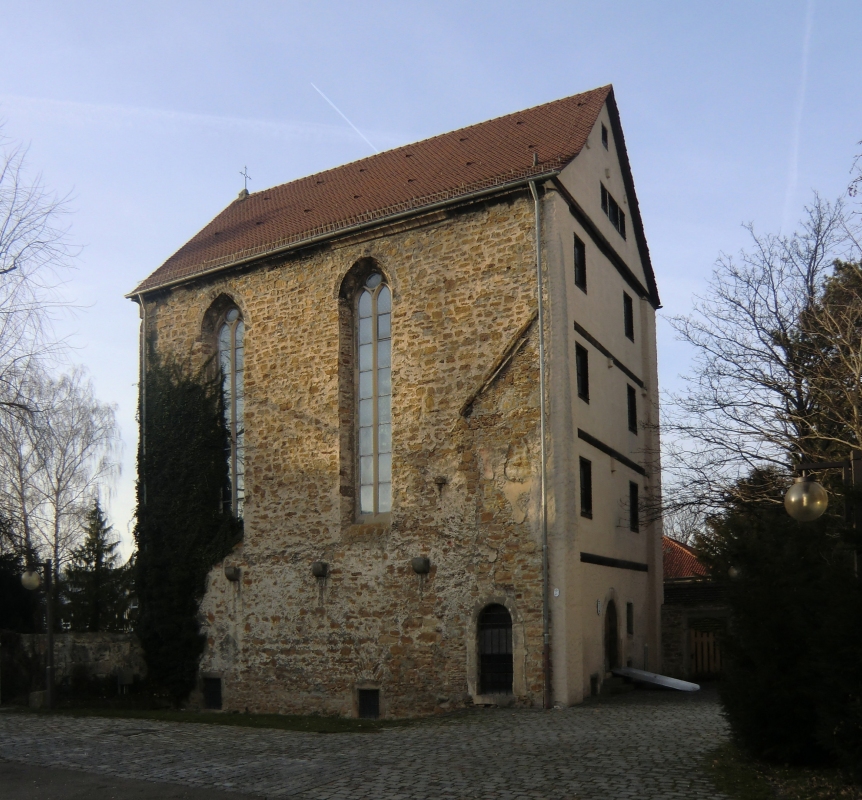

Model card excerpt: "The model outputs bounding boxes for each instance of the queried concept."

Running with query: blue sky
[1,0,860,555]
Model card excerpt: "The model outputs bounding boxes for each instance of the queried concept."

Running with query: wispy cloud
[783,0,815,232]
[0,93,398,148]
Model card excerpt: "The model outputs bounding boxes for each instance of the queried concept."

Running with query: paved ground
[0,688,730,800]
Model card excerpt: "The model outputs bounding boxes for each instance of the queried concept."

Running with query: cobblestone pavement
[0,688,730,800]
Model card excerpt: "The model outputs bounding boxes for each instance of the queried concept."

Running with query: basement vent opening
[203,677,222,710]
[358,689,380,719]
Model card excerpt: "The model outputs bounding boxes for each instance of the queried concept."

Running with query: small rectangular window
[601,183,626,239]
[573,235,587,291]
[627,385,637,434]
[358,688,380,719]
[576,344,589,402]
[626,602,634,635]
[580,458,593,518]
[629,482,639,532]
[601,124,609,150]
[203,677,222,710]
[624,293,634,340]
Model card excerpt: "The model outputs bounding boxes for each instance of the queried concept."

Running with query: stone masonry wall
[143,191,544,717]
[20,632,146,684]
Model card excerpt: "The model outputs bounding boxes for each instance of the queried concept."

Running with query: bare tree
[0,366,119,575]
[800,260,862,454]
[0,377,43,558]
[662,195,858,521]
[0,128,75,414]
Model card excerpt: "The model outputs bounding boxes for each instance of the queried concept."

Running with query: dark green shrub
[697,469,862,776]
[0,551,39,633]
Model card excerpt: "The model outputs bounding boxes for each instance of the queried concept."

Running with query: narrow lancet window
[219,308,245,517]
[357,273,392,515]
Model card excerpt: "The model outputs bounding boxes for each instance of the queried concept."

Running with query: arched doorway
[605,599,619,672]
[478,604,513,694]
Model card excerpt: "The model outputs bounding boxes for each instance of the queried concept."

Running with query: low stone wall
[19,632,146,684]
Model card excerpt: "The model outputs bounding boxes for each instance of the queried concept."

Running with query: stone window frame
[356,273,392,517]
[201,293,247,518]
[338,258,393,525]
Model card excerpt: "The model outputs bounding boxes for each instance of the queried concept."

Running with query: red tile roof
[131,85,613,295]
[662,536,708,580]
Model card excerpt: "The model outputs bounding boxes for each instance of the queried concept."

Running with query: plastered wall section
[543,106,663,702]
[141,193,548,717]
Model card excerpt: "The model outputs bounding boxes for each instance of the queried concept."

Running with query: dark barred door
[478,604,513,694]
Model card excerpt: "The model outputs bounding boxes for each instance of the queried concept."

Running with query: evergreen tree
[62,499,131,632]
[697,469,862,775]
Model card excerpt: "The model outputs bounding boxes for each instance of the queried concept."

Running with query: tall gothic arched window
[219,308,245,517]
[357,273,391,515]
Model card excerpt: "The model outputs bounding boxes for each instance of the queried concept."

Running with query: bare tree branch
[662,195,859,518]
[0,127,76,414]
[0,366,120,573]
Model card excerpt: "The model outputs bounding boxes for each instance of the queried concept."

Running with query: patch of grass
[8,705,412,734]
[706,743,774,800]
[706,742,862,799]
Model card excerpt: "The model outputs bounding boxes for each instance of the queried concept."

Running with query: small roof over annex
[662,536,709,581]
[130,84,657,304]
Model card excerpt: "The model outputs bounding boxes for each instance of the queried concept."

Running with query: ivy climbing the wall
[134,352,242,705]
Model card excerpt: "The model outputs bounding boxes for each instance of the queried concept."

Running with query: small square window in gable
[601,124,609,150]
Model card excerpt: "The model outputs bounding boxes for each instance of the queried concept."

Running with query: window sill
[351,512,392,528]
[580,511,593,520]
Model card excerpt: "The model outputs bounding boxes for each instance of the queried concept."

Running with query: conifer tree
[62,499,130,632]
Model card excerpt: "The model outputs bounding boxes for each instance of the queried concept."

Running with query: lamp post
[21,560,54,710]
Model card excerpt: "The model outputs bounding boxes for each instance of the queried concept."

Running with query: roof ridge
[241,85,613,197]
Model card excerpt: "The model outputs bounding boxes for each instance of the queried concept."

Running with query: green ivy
[134,351,241,705]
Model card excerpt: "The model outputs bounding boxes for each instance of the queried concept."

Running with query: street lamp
[784,476,829,522]
[784,452,862,577]
[21,560,55,710]
[784,451,862,523]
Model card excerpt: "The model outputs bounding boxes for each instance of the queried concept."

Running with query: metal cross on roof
[240,166,252,192]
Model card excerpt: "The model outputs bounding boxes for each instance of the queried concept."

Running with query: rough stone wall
[143,192,545,717]
[20,633,146,683]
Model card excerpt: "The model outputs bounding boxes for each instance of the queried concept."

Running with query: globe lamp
[21,570,41,591]
[784,476,829,522]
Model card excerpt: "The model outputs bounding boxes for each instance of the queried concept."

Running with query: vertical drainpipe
[529,180,551,710]
[138,294,147,507]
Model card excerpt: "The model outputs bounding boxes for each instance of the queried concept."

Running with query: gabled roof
[130,84,654,298]
[662,536,708,580]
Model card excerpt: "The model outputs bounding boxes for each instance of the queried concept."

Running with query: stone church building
[129,84,664,717]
